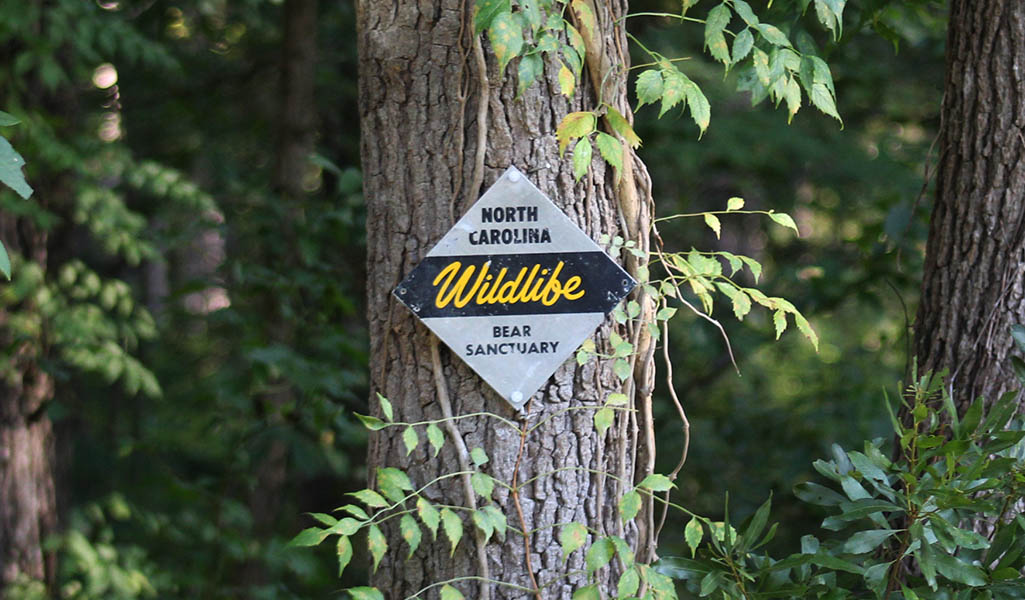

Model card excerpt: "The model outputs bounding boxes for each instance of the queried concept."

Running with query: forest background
[0,0,951,598]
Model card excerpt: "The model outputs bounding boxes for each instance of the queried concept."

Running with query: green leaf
[440,584,465,600]
[705,3,731,35]
[783,76,801,121]
[489,11,524,75]
[732,290,752,321]
[843,529,896,554]
[685,516,703,557]
[606,106,642,149]
[0,241,10,280]
[638,473,675,492]
[773,309,787,339]
[585,537,615,572]
[336,504,370,520]
[347,587,384,600]
[619,489,641,522]
[572,584,599,600]
[337,535,353,576]
[732,28,754,64]
[367,524,387,571]
[377,393,393,421]
[288,527,328,547]
[400,514,422,558]
[0,136,32,200]
[1011,323,1025,353]
[560,522,588,558]
[656,306,677,320]
[402,426,419,456]
[417,497,440,540]
[593,406,614,437]
[349,488,389,509]
[742,496,772,549]
[378,467,414,503]
[618,567,640,598]
[482,504,507,540]
[355,413,386,431]
[659,68,687,118]
[606,392,629,405]
[793,481,846,506]
[768,211,799,234]
[757,23,792,47]
[793,312,819,351]
[595,132,623,173]
[472,509,494,543]
[471,471,494,500]
[426,423,445,457]
[635,69,664,109]
[517,52,543,98]
[308,512,338,527]
[470,447,489,466]
[0,111,20,126]
[704,213,721,239]
[732,0,759,26]
[572,137,592,181]
[570,0,596,38]
[613,358,631,381]
[810,82,842,123]
[474,0,511,34]
[441,508,463,556]
[558,62,575,97]
[933,552,987,586]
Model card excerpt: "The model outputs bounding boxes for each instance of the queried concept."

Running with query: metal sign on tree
[394,166,635,410]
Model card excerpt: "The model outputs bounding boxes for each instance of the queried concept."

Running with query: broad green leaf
[557,111,596,153]
[773,309,787,339]
[659,68,687,118]
[472,509,494,543]
[426,423,444,457]
[288,527,328,547]
[704,213,721,239]
[594,406,614,436]
[517,53,543,98]
[367,524,387,571]
[627,300,641,318]
[743,496,772,550]
[474,0,511,34]
[0,241,11,280]
[810,82,842,123]
[732,0,759,26]
[606,392,629,405]
[638,473,674,492]
[470,471,494,500]
[441,508,463,556]
[489,11,523,75]
[705,3,730,35]
[613,357,631,381]
[336,504,369,520]
[656,306,677,320]
[752,48,770,86]
[757,23,792,47]
[354,413,386,431]
[619,489,641,521]
[328,518,361,536]
[560,522,588,558]
[440,585,465,600]
[348,587,384,600]
[595,132,623,173]
[572,138,592,181]
[783,76,801,121]
[618,567,640,598]
[740,255,762,282]
[337,535,353,576]
[565,25,586,67]
[558,62,575,97]
[470,447,489,466]
[768,211,800,234]
[606,106,641,149]
[732,290,752,321]
[402,426,418,456]
[685,516,703,557]
[400,514,422,557]
[706,30,729,65]
[793,312,819,351]
[349,488,389,509]
[585,537,615,572]
[0,111,20,126]
[377,393,393,421]
[635,69,664,109]
[572,585,599,600]
[793,481,847,506]
[843,529,896,554]
[378,467,413,503]
[417,497,440,539]
[482,505,507,540]
[933,552,987,586]
[732,28,754,64]
[537,32,560,54]
[0,136,32,200]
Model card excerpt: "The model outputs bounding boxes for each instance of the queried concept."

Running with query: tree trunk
[914,0,1025,412]
[0,215,57,590]
[358,1,651,598]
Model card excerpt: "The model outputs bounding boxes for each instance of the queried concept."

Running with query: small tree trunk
[359,1,652,598]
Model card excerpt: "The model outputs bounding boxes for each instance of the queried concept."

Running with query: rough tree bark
[0,205,57,589]
[914,1,1025,414]
[358,1,653,598]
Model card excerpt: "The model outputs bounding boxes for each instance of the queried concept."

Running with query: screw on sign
[394,166,636,410]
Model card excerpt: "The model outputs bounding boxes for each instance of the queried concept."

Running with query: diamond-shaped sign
[394,166,636,410]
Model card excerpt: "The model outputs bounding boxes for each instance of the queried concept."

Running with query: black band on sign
[393,252,635,319]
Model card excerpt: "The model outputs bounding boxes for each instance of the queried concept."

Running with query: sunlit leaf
[347,587,384,600]
[471,471,494,501]
[585,537,615,572]
[367,524,387,571]
[638,473,674,492]
[402,426,418,456]
[441,508,463,556]
[595,132,623,173]
[704,213,721,239]
[768,211,800,234]
[474,0,511,34]
[440,585,465,600]
[0,136,32,200]
[685,516,703,557]
[417,497,440,540]
[727,197,745,211]
[426,423,445,457]
[288,527,328,547]
[572,137,592,181]
[400,514,422,558]
[489,11,523,75]
[594,406,614,437]
[349,488,389,509]
[517,52,543,98]
[635,69,664,109]
[619,489,641,522]
[337,535,353,576]
[377,393,393,421]
[557,111,595,155]
[560,522,588,558]
[558,62,575,97]
[606,106,641,149]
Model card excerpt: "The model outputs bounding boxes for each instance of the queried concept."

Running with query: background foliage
[0,0,973,597]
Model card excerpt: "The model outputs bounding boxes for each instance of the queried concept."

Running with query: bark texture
[0,213,57,589]
[358,1,647,598]
[914,0,1025,412]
